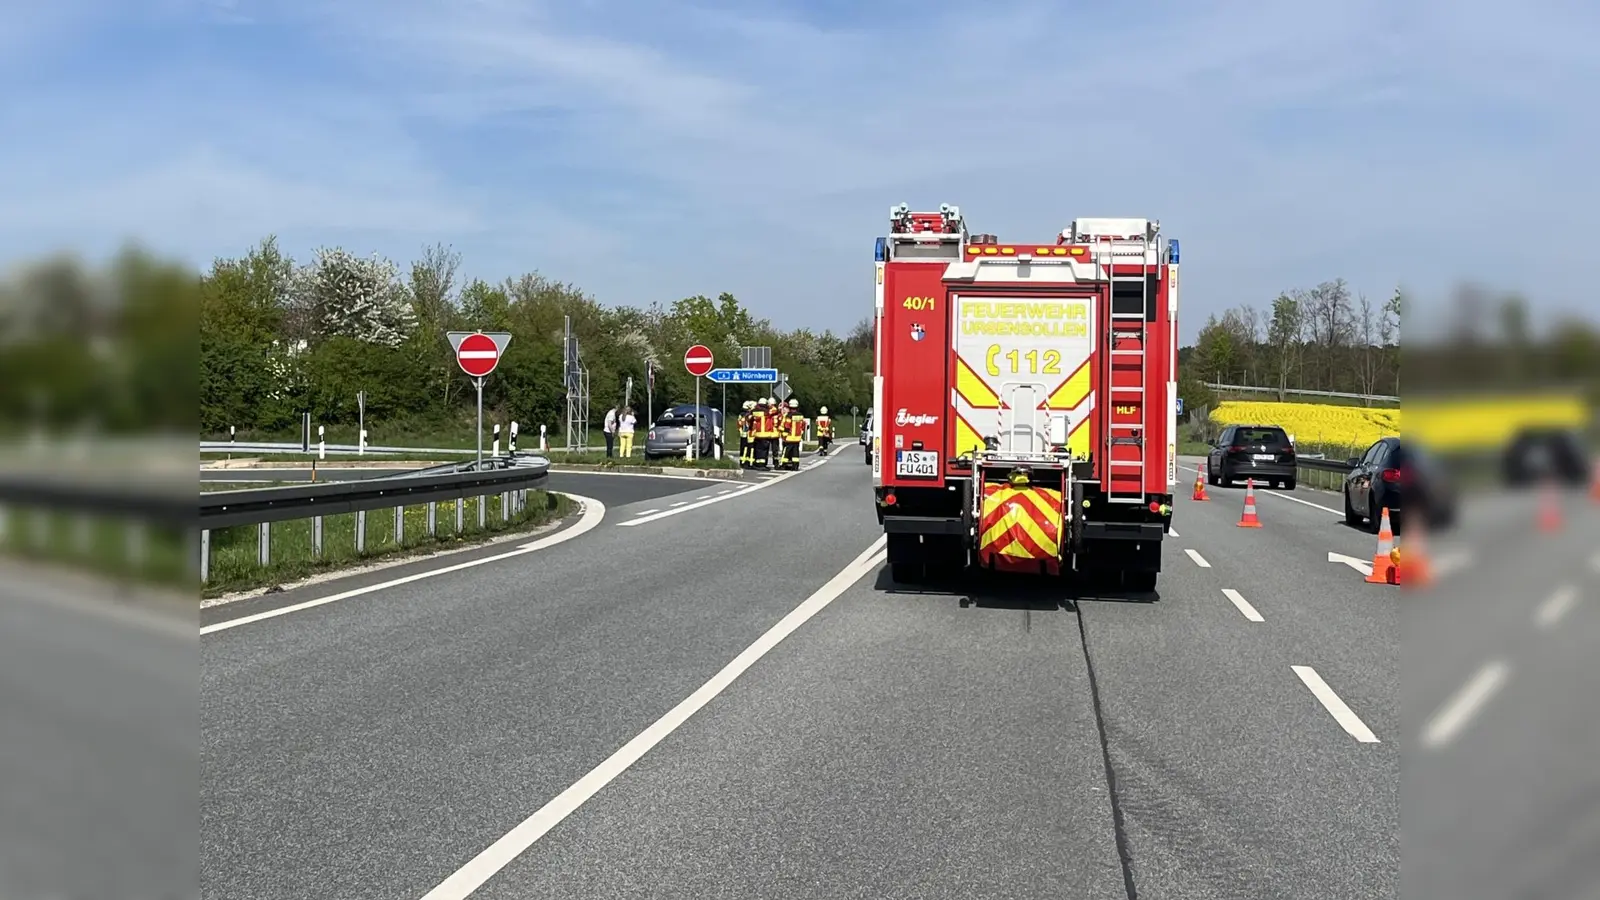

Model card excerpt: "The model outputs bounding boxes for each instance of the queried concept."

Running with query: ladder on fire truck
[1072,218,1159,506]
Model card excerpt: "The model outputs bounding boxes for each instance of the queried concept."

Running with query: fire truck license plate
[895,450,938,477]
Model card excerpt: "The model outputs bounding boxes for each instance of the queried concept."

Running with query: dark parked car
[1501,427,1589,488]
[1206,424,1297,489]
[644,404,723,459]
[1343,436,1455,532]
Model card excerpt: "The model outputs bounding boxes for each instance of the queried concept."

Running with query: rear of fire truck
[871,203,1179,591]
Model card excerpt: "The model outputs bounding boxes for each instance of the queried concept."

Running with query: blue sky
[0,0,1594,344]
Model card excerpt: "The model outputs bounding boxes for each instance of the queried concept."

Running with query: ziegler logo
[896,409,939,427]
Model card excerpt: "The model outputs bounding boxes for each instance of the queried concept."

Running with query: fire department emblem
[910,323,925,341]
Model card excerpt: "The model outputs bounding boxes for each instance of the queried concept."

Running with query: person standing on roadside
[603,405,618,457]
[618,406,637,457]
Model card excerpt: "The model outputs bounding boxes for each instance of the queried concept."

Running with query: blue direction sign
[707,367,778,384]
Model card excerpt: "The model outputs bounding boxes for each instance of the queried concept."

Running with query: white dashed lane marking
[1292,665,1380,743]
[1223,588,1264,622]
[1184,548,1211,568]
[1535,585,1578,629]
[1421,660,1509,750]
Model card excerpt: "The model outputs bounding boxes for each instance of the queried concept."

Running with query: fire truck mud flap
[976,483,1065,576]
[1076,521,1164,577]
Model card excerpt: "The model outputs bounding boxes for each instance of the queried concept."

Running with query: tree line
[201,237,874,440]
[1180,279,1403,409]
[0,247,196,437]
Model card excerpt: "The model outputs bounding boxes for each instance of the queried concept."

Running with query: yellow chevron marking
[1068,414,1091,458]
[955,357,1000,409]
[954,414,987,458]
[1045,358,1092,412]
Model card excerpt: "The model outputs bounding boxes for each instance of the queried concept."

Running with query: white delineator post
[492,423,501,457]
[539,424,548,452]
[318,425,326,460]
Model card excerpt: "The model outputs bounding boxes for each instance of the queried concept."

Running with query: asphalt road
[0,564,194,900]
[200,450,1419,899]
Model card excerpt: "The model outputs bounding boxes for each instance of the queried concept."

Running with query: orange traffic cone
[1398,523,1433,589]
[1366,507,1397,584]
[1192,468,1210,501]
[1538,481,1562,533]
[1237,478,1263,528]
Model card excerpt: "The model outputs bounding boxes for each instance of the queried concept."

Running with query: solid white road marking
[199,495,607,636]
[1291,665,1380,743]
[1222,588,1264,622]
[1328,551,1374,577]
[4,570,194,642]
[554,469,734,483]
[1259,490,1343,516]
[1421,660,1509,749]
[1535,585,1578,629]
[418,535,889,900]
[1184,548,1211,568]
[620,452,833,527]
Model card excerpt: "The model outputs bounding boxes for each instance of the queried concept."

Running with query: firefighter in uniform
[764,398,784,469]
[754,398,777,469]
[783,398,805,470]
[815,406,833,455]
[737,399,755,467]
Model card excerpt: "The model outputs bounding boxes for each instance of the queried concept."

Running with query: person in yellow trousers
[815,405,833,456]
[737,399,755,467]
[782,398,805,470]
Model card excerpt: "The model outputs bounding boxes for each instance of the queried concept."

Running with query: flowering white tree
[262,338,309,401]
[294,247,416,347]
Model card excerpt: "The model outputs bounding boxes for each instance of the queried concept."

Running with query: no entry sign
[684,344,714,378]
[447,331,512,379]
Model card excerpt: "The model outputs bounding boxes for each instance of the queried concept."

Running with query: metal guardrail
[1296,456,1356,474]
[197,456,553,583]
[0,473,193,526]
[1204,383,1400,404]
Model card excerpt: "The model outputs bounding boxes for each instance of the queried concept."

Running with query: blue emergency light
[874,236,887,262]
[1168,238,1180,264]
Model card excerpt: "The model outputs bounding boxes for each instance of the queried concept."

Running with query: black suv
[1207,424,1297,489]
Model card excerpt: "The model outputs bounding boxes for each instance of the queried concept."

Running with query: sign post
[448,331,513,469]
[684,344,714,460]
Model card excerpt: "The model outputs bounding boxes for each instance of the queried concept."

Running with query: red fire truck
[870,203,1179,591]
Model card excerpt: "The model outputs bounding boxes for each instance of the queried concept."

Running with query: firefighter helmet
[743,399,755,410]
[819,406,828,415]
[788,398,799,408]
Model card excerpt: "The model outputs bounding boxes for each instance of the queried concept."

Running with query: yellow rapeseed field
[1210,401,1399,450]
